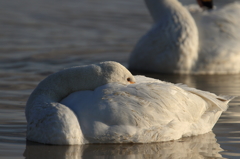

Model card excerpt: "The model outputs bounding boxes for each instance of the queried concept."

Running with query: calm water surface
[0,0,240,158]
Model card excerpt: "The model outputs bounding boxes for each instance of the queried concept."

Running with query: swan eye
[127,78,135,84]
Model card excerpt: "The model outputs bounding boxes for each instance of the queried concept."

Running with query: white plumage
[129,0,240,74]
[25,61,234,145]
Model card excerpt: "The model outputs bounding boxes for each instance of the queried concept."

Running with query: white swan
[128,0,240,74]
[26,61,234,145]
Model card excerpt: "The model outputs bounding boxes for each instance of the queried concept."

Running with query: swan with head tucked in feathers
[129,0,240,74]
[25,61,235,145]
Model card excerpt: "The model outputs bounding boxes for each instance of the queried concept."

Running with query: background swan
[26,61,234,145]
[128,0,240,74]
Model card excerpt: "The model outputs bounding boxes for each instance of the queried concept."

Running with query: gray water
[0,0,240,158]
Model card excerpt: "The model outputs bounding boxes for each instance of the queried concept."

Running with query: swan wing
[61,76,232,143]
[176,83,235,111]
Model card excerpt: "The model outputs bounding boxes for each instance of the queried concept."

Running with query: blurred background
[0,0,240,158]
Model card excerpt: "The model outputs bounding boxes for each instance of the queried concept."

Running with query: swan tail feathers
[216,95,236,102]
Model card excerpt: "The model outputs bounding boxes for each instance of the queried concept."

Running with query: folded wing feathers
[176,83,236,111]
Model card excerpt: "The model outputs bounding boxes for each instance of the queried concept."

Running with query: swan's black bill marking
[198,0,213,9]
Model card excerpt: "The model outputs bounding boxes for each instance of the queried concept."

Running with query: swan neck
[25,65,106,120]
[144,0,182,22]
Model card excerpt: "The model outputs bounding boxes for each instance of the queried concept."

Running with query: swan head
[97,61,135,85]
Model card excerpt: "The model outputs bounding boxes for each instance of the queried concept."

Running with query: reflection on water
[1,0,240,158]
[24,132,222,159]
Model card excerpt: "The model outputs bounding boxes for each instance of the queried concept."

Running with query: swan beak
[197,0,213,9]
[129,81,135,84]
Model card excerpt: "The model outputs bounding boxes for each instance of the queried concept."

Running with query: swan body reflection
[23,132,223,159]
